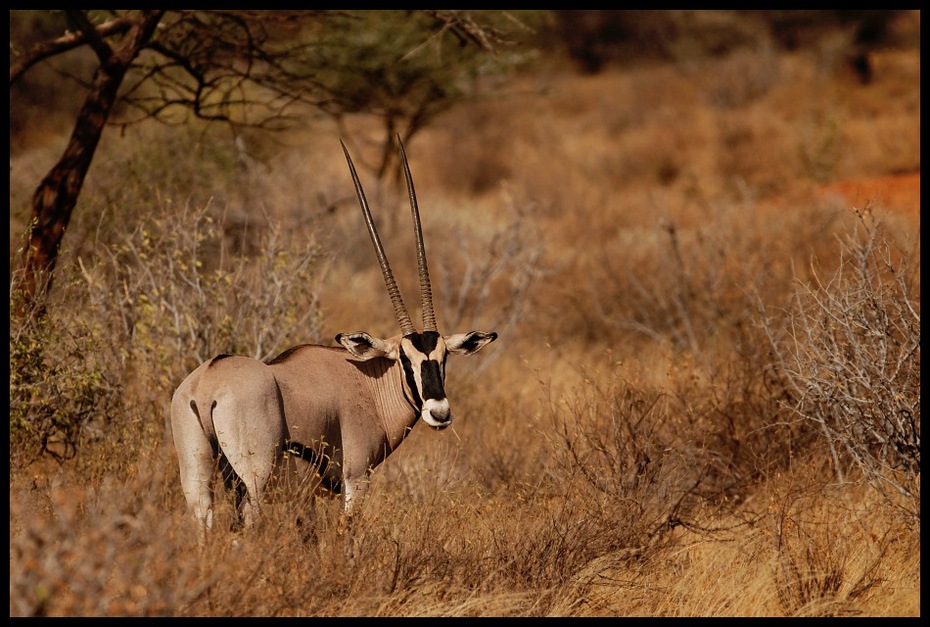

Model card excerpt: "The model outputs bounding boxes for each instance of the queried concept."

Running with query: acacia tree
[10,9,523,312]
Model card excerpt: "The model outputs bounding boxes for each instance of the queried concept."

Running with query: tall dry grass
[9,17,920,617]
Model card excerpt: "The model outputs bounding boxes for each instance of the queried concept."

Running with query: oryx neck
[358,356,420,449]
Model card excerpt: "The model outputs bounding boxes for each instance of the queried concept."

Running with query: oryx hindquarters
[171,355,286,532]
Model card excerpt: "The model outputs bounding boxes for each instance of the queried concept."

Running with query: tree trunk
[15,11,163,316]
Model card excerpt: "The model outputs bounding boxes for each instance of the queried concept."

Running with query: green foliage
[9,290,121,467]
[310,11,530,114]
[11,10,538,165]
[300,10,540,175]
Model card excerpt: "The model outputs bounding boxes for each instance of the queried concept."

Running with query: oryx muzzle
[170,136,497,533]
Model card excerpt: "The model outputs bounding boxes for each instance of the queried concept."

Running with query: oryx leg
[210,378,285,528]
[170,394,217,535]
[342,473,371,513]
[339,472,372,563]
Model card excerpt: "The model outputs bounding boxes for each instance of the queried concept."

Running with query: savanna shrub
[97,199,326,390]
[10,197,326,466]
[763,209,920,525]
[9,290,121,467]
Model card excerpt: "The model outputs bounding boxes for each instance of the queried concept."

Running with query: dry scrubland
[9,18,920,617]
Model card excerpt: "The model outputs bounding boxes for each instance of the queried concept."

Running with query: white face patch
[422,398,451,429]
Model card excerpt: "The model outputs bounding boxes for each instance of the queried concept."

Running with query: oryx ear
[444,331,498,356]
[336,332,400,361]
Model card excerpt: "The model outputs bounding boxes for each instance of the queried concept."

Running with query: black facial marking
[399,331,447,409]
[420,360,445,401]
[406,330,440,353]
[399,350,423,409]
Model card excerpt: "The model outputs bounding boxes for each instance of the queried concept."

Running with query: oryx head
[336,137,497,430]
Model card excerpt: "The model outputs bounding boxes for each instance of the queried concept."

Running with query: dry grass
[9,13,920,617]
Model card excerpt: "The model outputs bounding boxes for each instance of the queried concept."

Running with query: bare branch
[64,10,115,65]
[422,9,511,54]
[10,15,134,85]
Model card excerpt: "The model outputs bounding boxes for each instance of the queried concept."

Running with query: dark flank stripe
[218,449,247,518]
[283,440,341,494]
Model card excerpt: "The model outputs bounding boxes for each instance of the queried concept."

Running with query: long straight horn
[397,135,437,332]
[341,139,416,336]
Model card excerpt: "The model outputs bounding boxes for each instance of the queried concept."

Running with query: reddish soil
[817,172,920,225]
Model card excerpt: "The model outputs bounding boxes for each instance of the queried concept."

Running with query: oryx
[170,138,497,532]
